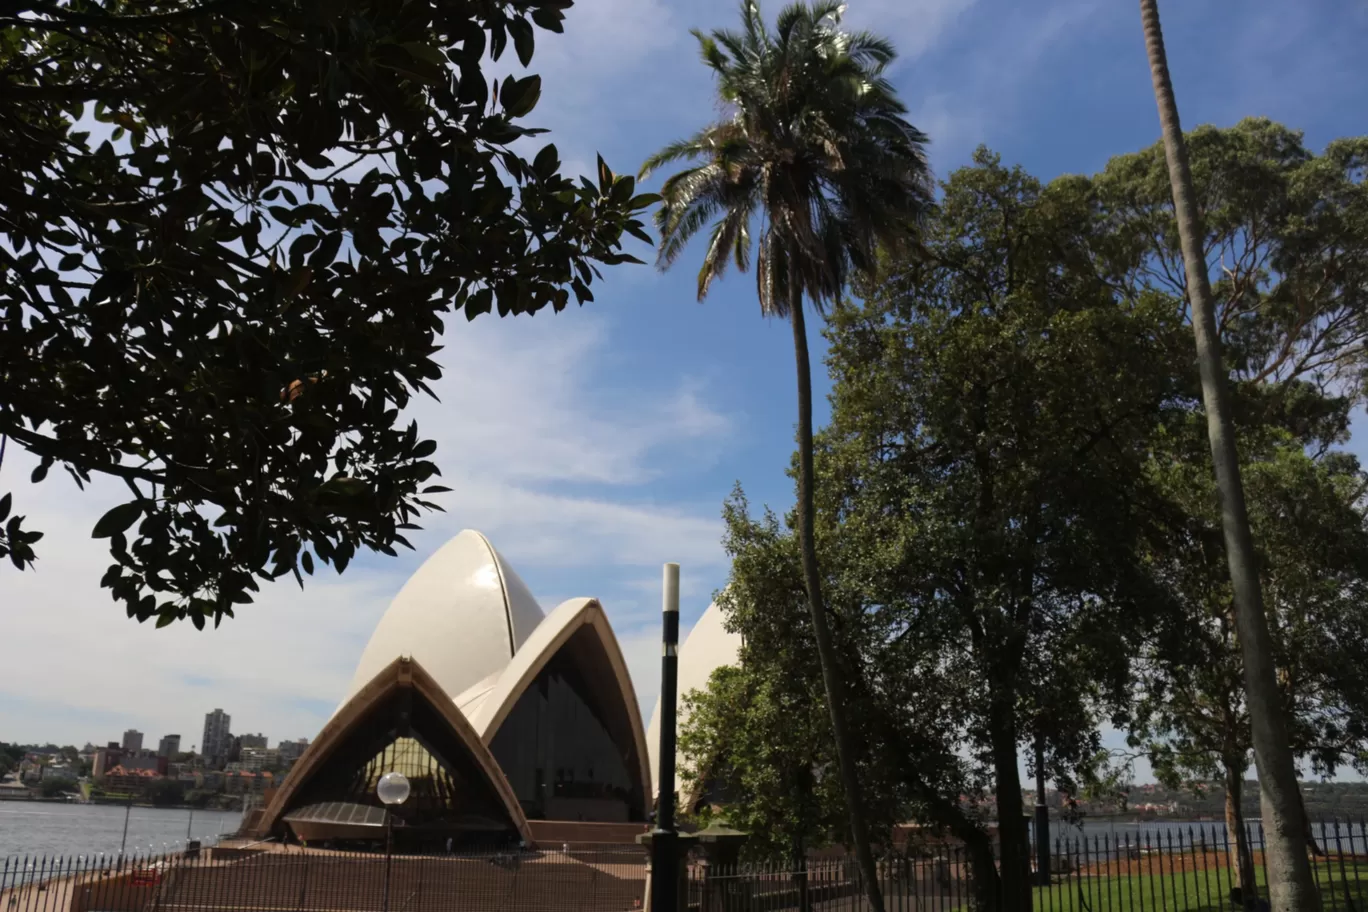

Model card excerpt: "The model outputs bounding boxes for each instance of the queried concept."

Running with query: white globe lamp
[377,770,410,912]
[377,771,411,806]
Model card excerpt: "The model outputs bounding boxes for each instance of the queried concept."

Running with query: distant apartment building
[236,747,280,772]
[103,765,160,795]
[276,738,309,767]
[128,754,167,774]
[92,743,123,779]
[237,733,268,750]
[122,729,144,752]
[202,709,231,761]
[224,770,274,796]
[0,777,30,798]
[157,734,181,758]
[40,764,76,783]
[95,744,167,779]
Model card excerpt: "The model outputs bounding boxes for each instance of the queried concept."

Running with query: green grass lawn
[1026,863,1368,912]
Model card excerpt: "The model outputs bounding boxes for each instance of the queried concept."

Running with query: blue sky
[2,0,1365,786]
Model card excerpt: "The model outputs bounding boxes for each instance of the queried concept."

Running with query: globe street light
[377,771,411,807]
[377,772,410,912]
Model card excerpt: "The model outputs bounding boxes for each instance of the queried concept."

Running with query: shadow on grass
[1029,873,1367,912]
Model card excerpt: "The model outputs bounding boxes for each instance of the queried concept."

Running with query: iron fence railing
[3,819,1365,912]
[0,846,649,912]
[685,819,1368,912]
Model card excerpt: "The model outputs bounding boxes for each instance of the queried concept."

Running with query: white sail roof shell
[645,598,743,796]
[338,530,545,714]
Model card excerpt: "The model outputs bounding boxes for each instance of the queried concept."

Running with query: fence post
[695,822,747,912]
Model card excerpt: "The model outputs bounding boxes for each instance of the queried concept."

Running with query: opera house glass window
[286,691,519,842]
[490,629,644,822]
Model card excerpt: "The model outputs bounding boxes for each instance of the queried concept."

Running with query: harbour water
[0,802,241,861]
[1044,817,1368,854]
[1,803,1362,862]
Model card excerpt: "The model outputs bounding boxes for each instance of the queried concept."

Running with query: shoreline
[0,796,243,812]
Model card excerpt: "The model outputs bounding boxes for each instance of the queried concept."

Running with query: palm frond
[640,122,746,180]
[640,0,935,313]
[698,208,745,300]
[842,30,896,70]
[658,193,724,270]
[740,0,769,49]
[756,228,793,318]
[692,29,731,76]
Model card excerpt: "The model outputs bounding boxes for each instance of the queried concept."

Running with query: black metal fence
[0,846,649,912]
[3,820,1365,912]
[684,820,1368,912]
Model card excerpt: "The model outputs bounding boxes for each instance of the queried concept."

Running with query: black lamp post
[118,793,133,862]
[651,563,682,912]
[377,771,411,912]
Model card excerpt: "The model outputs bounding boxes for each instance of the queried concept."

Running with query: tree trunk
[1225,763,1258,906]
[991,696,1030,912]
[965,830,1002,912]
[789,299,885,912]
[1295,786,1324,857]
[1138,4,1319,910]
[794,831,812,912]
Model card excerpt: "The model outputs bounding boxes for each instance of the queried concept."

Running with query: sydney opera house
[244,530,740,850]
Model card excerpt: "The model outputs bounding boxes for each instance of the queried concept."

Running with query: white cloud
[412,314,728,488]
[0,309,732,746]
[884,0,1104,172]
[845,0,980,63]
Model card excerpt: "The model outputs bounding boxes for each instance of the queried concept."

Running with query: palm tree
[1138,3,1319,910]
[641,2,933,908]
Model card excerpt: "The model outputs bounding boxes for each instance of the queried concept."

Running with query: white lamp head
[376,771,411,806]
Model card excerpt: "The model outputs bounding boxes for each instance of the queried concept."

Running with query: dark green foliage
[679,494,891,862]
[1126,390,1368,801]
[822,150,1187,911]
[0,742,24,776]
[146,777,187,807]
[39,776,74,797]
[1094,120,1368,800]
[1092,118,1368,393]
[0,0,655,626]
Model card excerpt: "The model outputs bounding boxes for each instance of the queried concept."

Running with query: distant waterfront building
[103,765,159,796]
[237,747,279,772]
[122,729,144,752]
[0,777,30,799]
[202,709,231,761]
[276,738,309,767]
[157,734,181,758]
[225,770,274,796]
[92,743,123,779]
[41,764,76,783]
[96,746,166,779]
[238,733,268,750]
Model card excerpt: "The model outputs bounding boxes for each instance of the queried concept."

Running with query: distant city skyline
[3,707,309,762]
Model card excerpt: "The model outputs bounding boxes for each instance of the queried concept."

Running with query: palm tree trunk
[1138,3,1319,910]
[1225,761,1258,907]
[789,297,885,912]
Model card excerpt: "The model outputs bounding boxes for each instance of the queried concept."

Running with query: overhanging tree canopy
[0,0,655,626]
